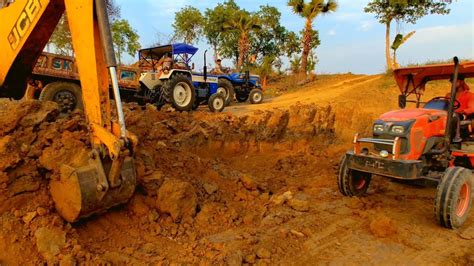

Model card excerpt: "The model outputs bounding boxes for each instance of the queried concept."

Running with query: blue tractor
[138,43,227,112]
[211,69,264,105]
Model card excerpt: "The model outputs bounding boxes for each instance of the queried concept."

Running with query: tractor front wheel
[208,94,225,113]
[338,154,372,197]
[249,89,264,104]
[435,167,473,229]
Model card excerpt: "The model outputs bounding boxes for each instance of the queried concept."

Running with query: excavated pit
[0,100,339,264]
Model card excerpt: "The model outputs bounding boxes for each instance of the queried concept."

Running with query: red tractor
[338,57,474,228]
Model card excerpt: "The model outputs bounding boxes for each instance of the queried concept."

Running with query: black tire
[208,94,225,113]
[338,154,372,197]
[435,167,473,229]
[39,82,83,113]
[192,100,200,110]
[236,91,248,103]
[168,74,195,112]
[249,89,264,104]
[217,79,235,106]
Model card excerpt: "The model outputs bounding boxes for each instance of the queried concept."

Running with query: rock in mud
[203,182,218,195]
[35,227,66,260]
[226,250,243,266]
[129,195,150,217]
[240,175,257,191]
[22,211,37,224]
[256,247,271,259]
[288,194,310,212]
[271,191,293,205]
[156,179,197,222]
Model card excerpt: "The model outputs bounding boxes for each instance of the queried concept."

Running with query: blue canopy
[139,43,198,60]
[172,43,198,56]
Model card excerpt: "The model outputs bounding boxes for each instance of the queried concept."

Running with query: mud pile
[0,100,336,264]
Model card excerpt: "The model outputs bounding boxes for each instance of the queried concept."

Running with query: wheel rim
[253,92,262,102]
[456,183,470,217]
[354,177,366,190]
[173,82,192,107]
[217,87,227,99]
[213,97,224,110]
[53,90,77,113]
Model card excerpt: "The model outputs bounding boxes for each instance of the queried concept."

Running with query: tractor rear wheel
[168,74,195,112]
[217,79,235,106]
[435,167,473,229]
[249,89,264,104]
[39,82,83,114]
[208,94,225,113]
[338,154,372,197]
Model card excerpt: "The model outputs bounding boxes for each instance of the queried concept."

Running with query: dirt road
[0,74,473,265]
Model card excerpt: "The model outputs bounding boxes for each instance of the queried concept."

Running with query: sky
[115,0,474,74]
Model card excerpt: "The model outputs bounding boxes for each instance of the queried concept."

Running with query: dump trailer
[24,52,141,113]
[0,0,137,222]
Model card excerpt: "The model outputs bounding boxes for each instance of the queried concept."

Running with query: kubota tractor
[338,57,474,229]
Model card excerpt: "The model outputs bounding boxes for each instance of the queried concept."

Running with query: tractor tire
[39,82,83,114]
[236,92,248,103]
[338,154,372,197]
[217,79,235,106]
[435,167,473,229]
[168,74,195,112]
[249,89,264,104]
[208,94,225,113]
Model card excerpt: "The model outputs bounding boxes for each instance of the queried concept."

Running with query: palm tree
[223,11,261,70]
[288,0,337,74]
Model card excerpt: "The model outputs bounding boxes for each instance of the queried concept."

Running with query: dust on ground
[0,74,473,265]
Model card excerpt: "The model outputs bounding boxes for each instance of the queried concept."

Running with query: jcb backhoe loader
[0,0,137,222]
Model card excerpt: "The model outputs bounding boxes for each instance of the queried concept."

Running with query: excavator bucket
[50,152,136,223]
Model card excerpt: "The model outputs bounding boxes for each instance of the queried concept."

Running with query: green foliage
[288,0,338,20]
[48,0,123,57]
[111,19,141,65]
[49,15,73,56]
[287,0,337,73]
[290,56,301,74]
[172,6,205,44]
[364,0,450,25]
[203,0,241,60]
[283,31,302,58]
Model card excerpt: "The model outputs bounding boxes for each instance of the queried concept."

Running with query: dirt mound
[0,100,336,264]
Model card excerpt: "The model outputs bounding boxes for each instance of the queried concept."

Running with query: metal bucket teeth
[50,157,136,223]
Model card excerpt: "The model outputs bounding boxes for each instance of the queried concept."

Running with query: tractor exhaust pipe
[204,50,208,81]
[444,56,460,146]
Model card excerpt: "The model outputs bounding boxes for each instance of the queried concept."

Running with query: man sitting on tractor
[447,75,474,141]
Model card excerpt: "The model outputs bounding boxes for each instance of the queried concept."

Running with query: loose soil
[0,74,473,265]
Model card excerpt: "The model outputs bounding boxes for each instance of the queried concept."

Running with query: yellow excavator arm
[0,0,137,222]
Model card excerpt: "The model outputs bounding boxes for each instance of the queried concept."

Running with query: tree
[48,0,122,56]
[49,15,73,56]
[222,10,261,70]
[204,0,241,61]
[283,31,302,58]
[111,19,141,65]
[172,6,205,44]
[364,0,450,71]
[391,30,415,68]
[288,0,337,74]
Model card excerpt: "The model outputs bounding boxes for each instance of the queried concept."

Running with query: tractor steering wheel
[429,96,461,110]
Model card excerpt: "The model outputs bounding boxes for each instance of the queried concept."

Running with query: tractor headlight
[373,124,384,133]
[391,125,405,134]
